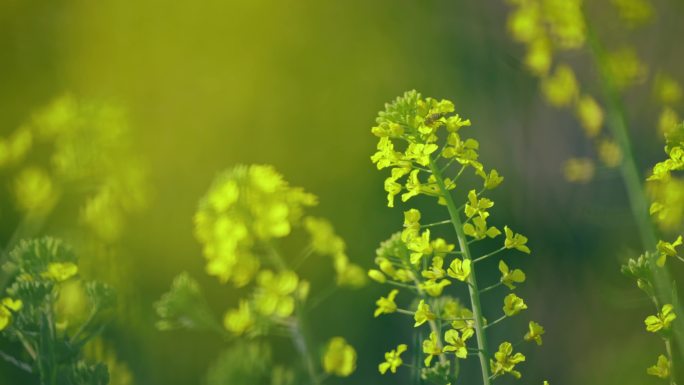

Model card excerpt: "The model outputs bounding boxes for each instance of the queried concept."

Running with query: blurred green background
[1,0,683,384]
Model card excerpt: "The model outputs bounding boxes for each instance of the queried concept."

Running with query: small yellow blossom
[374,289,399,317]
[490,342,526,379]
[605,47,647,90]
[658,107,680,135]
[598,140,622,168]
[0,297,23,331]
[499,260,526,289]
[576,95,603,137]
[422,332,442,366]
[656,236,683,266]
[421,279,452,297]
[645,304,677,333]
[379,344,407,374]
[304,217,345,256]
[647,354,670,379]
[443,328,474,358]
[334,253,367,288]
[322,337,357,377]
[654,73,682,105]
[254,270,299,317]
[541,65,578,107]
[524,321,545,345]
[414,300,436,327]
[503,293,528,316]
[422,256,447,280]
[447,258,471,281]
[504,226,531,254]
[42,262,78,282]
[223,300,253,335]
[563,158,595,183]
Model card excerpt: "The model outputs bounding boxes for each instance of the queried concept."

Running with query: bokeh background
[1,0,683,384]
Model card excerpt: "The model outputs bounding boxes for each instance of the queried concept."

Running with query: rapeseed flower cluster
[369,91,544,384]
[160,164,364,382]
[0,95,147,242]
[503,0,673,183]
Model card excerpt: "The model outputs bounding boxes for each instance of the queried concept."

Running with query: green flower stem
[306,284,339,312]
[479,282,503,294]
[585,22,682,382]
[421,219,453,228]
[386,280,419,290]
[428,158,492,385]
[585,17,684,370]
[292,245,315,271]
[268,246,321,385]
[484,315,507,330]
[290,316,320,385]
[396,308,416,316]
[474,247,505,264]
[665,338,676,385]
[70,305,100,345]
[0,349,32,373]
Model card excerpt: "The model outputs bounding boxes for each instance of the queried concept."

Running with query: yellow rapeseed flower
[322,337,357,377]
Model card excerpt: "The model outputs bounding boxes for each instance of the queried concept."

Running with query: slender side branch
[484,315,507,330]
[0,350,32,373]
[474,247,505,264]
[479,282,503,294]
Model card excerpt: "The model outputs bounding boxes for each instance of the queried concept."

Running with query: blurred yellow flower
[194,165,316,286]
[576,95,603,137]
[254,270,299,317]
[598,140,623,168]
[42,262,78,282]
[654,73,682,105]
[223,300,253,335]
[0,297,23,331]
[563,158,595,183]
[541,65,578,107]
[322,337,357,377]
[605,47,647,90]
[374,289,399,317]
[13,167,56,213]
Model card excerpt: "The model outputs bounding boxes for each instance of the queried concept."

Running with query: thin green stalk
[484,315,507,330]
[421,219,453,228]
[429,158,492,385]
[268,246,321,385]
[0,350,32,373]
[584,23,684,367]
[474,247,505,264]
[290,315,320,385]
[479,282,503,294]
[665,338,677,385]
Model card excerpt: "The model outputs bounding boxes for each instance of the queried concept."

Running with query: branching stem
[428,158,492,385]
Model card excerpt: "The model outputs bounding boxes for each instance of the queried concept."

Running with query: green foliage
[0,237,115,385]
[204,341,296,385]
[154,272,221,333]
